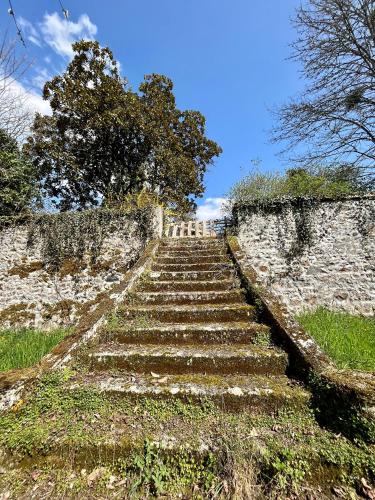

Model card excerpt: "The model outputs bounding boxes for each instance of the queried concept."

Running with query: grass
[297,307,375,372]
[0,327,69,372]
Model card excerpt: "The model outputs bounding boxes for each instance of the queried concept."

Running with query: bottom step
[68,373,310,413]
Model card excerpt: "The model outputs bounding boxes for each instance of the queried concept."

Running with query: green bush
[229,165,360,205]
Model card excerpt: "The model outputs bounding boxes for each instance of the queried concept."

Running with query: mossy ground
[0,369,374,498]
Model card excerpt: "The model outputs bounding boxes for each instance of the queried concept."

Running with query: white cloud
[40,12,98,58]
[196,197,229,221]
[18,17,42,47]
[8,78,51,116]
[32,67,51,90]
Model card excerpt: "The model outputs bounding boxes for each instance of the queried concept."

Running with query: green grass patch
[0,327,70,372]
[297,307,375,372]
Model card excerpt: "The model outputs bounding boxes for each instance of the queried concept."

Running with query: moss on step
[0,370,374,498]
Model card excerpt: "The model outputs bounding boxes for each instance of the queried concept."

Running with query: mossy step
[116,303,256,323]
[137,279,237,292]
[88,343,288,375]
[149,270,234,281]
[160,243,225,251]
[156,255,230,265]
[157,248,228,257]
[134,290,245,306]
[152,262,232,272]
[68,373,309,412]
[104,322,270,345]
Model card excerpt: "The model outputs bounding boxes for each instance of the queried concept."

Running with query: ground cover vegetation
[0,327,69,372]
[298,307,375,372]
[0,369,374,498]
[272,0,375,188]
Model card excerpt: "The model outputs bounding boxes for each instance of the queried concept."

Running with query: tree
[0,36,32,140]
[25,41,221,213]
[272,0,375,188]
[228,165,356,205]
[0,129,38,216]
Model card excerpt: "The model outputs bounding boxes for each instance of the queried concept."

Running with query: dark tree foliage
[272,0,375,188]
[24,41,222,213]
[0,129,38,216]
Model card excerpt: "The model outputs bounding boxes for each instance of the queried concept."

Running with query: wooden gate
[164,220,217,238]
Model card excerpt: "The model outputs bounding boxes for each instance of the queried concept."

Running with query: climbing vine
[233,197,319,264]
[0,207,155,272]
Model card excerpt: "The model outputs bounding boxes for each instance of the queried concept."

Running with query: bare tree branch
[272,0,375,185]
[0,35,32,140]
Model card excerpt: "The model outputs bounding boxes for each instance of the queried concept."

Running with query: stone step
[148,270,234,281]
[117,304,256,323]
[88,344,288,375]
[104,322,270,345]
[137,279,237,292]
[157,248,228,257]
[156,255,230,265]
[134,290,244,306]
[160,241,224,251]
[152,262,232,272]
[67,373,310,412]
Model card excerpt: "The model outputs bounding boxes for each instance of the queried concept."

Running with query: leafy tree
[228,165,357,205]
[0,129,38,215]
[272,0,375,188]
[25,41,221,213]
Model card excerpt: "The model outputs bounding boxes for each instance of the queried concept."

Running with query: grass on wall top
[0,327,69,372]
[297,307,375,372]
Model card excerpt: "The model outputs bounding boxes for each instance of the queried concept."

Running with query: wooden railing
[164,218,233,238]
[164,220,217,238]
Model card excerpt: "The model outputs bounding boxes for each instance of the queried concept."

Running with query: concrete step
[134,290,245,306]
[67,373,310,412]
[137,279,237,292]
[152,262,232,272]
[117,304,256,323]
[156,255,230,265]
[88,344,288,375]
[104,322,270,345]
[148,270,234,281]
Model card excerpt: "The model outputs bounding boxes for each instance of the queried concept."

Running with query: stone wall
[235,196,375,316]
[0,207,163,327]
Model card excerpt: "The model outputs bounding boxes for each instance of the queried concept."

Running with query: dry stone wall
[235,196,375,316]
[0,207,163,327]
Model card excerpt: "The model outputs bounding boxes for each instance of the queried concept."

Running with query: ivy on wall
[232,195,375,270]
[0,208,154,272]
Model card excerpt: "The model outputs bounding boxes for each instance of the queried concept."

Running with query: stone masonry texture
[0,208,162,327]
[236,196,375,316]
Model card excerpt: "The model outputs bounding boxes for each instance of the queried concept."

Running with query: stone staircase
[73,238,309,412]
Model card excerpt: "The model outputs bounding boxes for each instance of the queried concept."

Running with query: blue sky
[1,0,305,218]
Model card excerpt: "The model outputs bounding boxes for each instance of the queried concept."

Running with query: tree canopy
[228,165,360,205]
[272,0,375,188]
[25,41,221,213]
[0,129,38,216]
